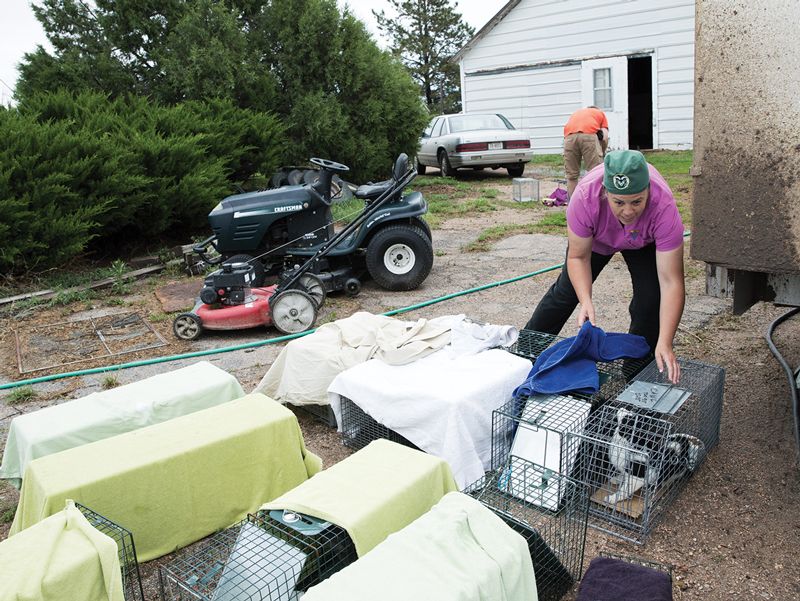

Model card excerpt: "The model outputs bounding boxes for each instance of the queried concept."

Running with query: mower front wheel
[173,313,203,341]
[366,224,433,291]
[270,289,318,335]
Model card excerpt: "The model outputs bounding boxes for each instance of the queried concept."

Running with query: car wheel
[223,254,265,287]
[414,156,427,175]
[438,150,456,177]
[507,164,525,178]
[366,224,433,291]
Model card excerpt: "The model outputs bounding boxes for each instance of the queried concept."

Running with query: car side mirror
[421,133,430,139]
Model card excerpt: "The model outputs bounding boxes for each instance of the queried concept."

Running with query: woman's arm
[655,244,686,383]
[566,227,596,326]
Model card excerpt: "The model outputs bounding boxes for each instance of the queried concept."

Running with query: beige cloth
[563,132,603,181]
[254,312,452,406]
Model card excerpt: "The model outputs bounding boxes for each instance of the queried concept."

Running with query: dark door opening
[627,56,653,150]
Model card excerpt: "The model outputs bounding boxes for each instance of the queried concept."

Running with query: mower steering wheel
[310,157,350,173]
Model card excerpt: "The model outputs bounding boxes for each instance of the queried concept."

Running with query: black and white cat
[604,407,704,505]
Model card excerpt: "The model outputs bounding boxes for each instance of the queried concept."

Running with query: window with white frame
[593,68,613,110]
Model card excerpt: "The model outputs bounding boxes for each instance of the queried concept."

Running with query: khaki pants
[563,133,604,181]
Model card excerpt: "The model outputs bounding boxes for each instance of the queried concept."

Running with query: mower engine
[200,262,256,306]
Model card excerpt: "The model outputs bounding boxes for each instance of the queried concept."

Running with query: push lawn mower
[172,154,433,340]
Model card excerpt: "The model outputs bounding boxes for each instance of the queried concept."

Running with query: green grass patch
[102,375,120,389]
[464,212,568,252]
[1,504,17,524]
[6,386,38,405]
[331,197,365,225]
[527,154,564,169]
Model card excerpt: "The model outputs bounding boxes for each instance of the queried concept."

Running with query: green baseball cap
[603,150,650,194]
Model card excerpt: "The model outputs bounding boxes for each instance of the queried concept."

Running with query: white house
[454,0,695,153]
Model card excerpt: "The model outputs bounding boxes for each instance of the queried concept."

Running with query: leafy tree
[0,90,285,273]
[16,0,429,180]
[374,0,474,114]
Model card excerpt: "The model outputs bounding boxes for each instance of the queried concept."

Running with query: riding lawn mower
[172,154,433,340]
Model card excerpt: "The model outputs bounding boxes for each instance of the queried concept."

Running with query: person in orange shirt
[563,106,609,198]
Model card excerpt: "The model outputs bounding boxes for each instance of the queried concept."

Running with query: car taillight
[455,142,489,152]
[504,140,531,149]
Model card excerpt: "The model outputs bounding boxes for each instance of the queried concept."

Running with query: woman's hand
[654,341,680,384]
[577,300,596,327]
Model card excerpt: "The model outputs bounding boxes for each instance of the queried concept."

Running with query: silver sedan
[416,113,533,178]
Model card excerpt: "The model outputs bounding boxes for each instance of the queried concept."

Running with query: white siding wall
[460,0,695,151]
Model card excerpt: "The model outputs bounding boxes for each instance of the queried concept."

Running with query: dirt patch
[1,175,799,600]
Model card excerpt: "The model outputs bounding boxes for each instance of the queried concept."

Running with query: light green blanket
[0,500,124,601]
[0,360,244,487]
[10,394,321,561]
[303,492,538,601]
[261,439,457,556]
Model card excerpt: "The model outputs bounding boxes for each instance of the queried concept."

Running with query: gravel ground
[1,174,799,600]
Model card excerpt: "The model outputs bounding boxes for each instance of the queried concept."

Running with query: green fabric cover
[10,394,321,561]
[302,492,538,601]
[603,150,650,194]
[261,439,457,556]
[0,360,245,488]
[0,500,124,601]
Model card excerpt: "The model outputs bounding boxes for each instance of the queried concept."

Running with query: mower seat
[354,180,393,200]
[353,154,409,200]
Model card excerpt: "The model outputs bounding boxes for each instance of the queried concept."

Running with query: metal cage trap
[158,510,357,601]
[465,468,588,601]
[497,358,724,543]
[339,396,420,452]
[75,503,145,601]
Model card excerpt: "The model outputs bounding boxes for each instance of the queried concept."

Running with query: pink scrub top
[566,163,684,255]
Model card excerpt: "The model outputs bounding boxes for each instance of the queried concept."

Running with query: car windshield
[448,114,513,133]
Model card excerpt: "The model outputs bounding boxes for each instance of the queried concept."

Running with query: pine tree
[374,0,474,114]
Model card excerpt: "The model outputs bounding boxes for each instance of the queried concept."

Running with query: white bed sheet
[328,348,532,488]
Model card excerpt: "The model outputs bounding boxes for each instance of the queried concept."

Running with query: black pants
[524,243,661,352]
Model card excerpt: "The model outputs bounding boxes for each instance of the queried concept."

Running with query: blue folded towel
[513,322,650,397]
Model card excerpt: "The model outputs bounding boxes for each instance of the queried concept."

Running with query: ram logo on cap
[612,174,630,190]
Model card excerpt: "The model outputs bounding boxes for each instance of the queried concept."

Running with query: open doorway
[627,56,653,150]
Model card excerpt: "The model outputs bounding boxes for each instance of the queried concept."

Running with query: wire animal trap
[339,396,419,451]
[75,503,144,601]
[508,329,651,405]
[566,358,724,543]
[465,469,588,601]
[14,312,167,373]
[491,394,592,511]
[292,403,337,428]
[158,511,357,601]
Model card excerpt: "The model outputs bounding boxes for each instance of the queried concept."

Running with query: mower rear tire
[270,289,318,334]
[298,273,326,308]
[224,254,265,287]
[366,224,433,291]
[173,313,203,341]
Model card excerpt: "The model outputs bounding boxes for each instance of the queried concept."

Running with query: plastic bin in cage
[493,394,592,511]
[158,511,357,601]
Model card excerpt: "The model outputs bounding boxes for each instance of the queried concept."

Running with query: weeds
[6,386,38,405]
[0,504,16,524]
[101,375,120,389]
[108,260,131,295]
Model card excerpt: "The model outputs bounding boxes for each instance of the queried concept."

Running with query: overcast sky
[1,0,503,105]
